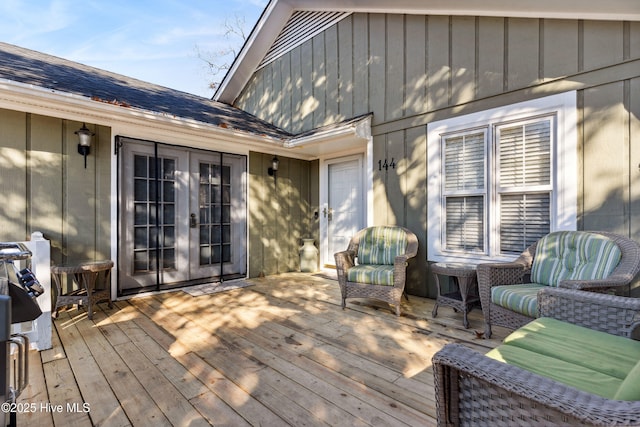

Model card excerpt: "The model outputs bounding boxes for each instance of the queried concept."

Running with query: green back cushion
[487,317,640,400]
[530,231,622,287]
[357,227,407,265]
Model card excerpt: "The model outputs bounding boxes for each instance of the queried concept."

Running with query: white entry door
[118,138,246,294]
[324,156,364,265]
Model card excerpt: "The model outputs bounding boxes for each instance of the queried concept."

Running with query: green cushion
[487,317,640,400]
[357,226,407,265]
[504,318,640,380]
[615,360,640,401]
[530,231,621,287]
[491,284,546,318]
[347,265,394,286]
[486,345,623,399]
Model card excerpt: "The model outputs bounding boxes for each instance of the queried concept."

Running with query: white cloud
[0,0,76,43]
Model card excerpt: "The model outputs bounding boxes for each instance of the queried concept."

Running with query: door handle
[323,207,333,221]
[190,213,197,228]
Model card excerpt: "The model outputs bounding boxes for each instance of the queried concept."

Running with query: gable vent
[258,10,351,69]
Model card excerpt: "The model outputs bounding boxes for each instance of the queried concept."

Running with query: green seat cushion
[504,318,640,379]
[615,360,640,401]
[491,283,546,318]
[487,317,640,400]
[530,231,621,287]
[357,226,407,265]
[347,264,394,286]
[487,344,623,399]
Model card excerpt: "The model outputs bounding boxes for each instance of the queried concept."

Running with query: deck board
[16,273,507,426]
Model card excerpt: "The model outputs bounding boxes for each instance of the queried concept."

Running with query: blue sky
[0,0,268,98]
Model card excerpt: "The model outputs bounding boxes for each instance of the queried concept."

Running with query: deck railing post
[21,232,52,350]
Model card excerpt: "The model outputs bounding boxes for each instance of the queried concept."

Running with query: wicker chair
[478,231,640,338]
[433,288,640,426]
[334,226,418,316]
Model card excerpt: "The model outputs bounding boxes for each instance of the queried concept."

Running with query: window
[442,130,486,253]
[427,92,577,263]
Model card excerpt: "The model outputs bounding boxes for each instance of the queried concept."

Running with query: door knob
[323,207,333,221]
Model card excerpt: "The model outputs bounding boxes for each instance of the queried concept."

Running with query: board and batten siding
[236,14,640,296]
[0,109,110,265]
[248,152,318,277]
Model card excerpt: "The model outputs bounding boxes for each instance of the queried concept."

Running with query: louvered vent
[257,10,352,69]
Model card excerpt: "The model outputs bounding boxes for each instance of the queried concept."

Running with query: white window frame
[427,92,577,264]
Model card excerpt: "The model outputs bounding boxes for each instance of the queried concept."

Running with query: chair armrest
[334,250,356,271]
[400,228,419,261]
[390,228,418,290]
[393,251,416,269]
[477,262,527,287]
[537,287,640,338]
[476,262,526,314]
[392,255,411,291]
[334,250,356,292]
[476,242,534,295]
[433,343,640,426]
[558,274,633,292]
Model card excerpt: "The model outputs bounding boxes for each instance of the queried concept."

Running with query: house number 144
[378,158,396,171]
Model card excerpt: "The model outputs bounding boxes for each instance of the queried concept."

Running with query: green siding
[236,14,640,296]
[248,152,317,277]
[0,110,28,238]
[0,109,110,265]
[477,17,505,97]
[580,82,629,233]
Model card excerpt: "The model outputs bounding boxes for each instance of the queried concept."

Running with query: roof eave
[0,78,287,147]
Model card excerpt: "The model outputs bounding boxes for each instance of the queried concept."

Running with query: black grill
[0,243,40,427]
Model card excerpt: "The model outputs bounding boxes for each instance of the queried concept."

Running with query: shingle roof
[0,42,292,140]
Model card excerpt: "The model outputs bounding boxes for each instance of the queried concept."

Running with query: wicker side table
[51,260,113,320]
[431,262,479,328]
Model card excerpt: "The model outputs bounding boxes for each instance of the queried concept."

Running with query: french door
[118,138,246,294]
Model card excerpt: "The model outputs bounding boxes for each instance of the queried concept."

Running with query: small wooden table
[51,260,113,320]
[431,262,479,329]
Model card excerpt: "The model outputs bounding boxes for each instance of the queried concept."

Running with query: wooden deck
[16,273,507,426]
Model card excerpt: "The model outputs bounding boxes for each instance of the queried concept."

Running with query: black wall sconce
[75,123,94,169]
[268,155,279,178]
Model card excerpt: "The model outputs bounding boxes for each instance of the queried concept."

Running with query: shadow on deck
[17,272,507,426]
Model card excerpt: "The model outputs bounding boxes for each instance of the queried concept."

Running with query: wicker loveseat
[334,226,418,316]
[433,287,640,426]
[478,231,640,338]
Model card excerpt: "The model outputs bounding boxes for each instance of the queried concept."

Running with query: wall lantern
[267,155,279,178]
[75,123,94,169]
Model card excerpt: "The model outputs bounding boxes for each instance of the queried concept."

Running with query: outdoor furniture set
[435,230,640,426]
[336,227,640,425]
[433,287,640,426]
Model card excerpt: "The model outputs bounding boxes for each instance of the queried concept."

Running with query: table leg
[458,276,475,329]
[79,272,95,320]
[431,274,441,318]
[51,273,63,319]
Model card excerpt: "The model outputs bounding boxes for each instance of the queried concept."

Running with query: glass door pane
[119,140,189,293]
[198,162,230,266]
[132,154,177,273]
[190,152,246,280]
